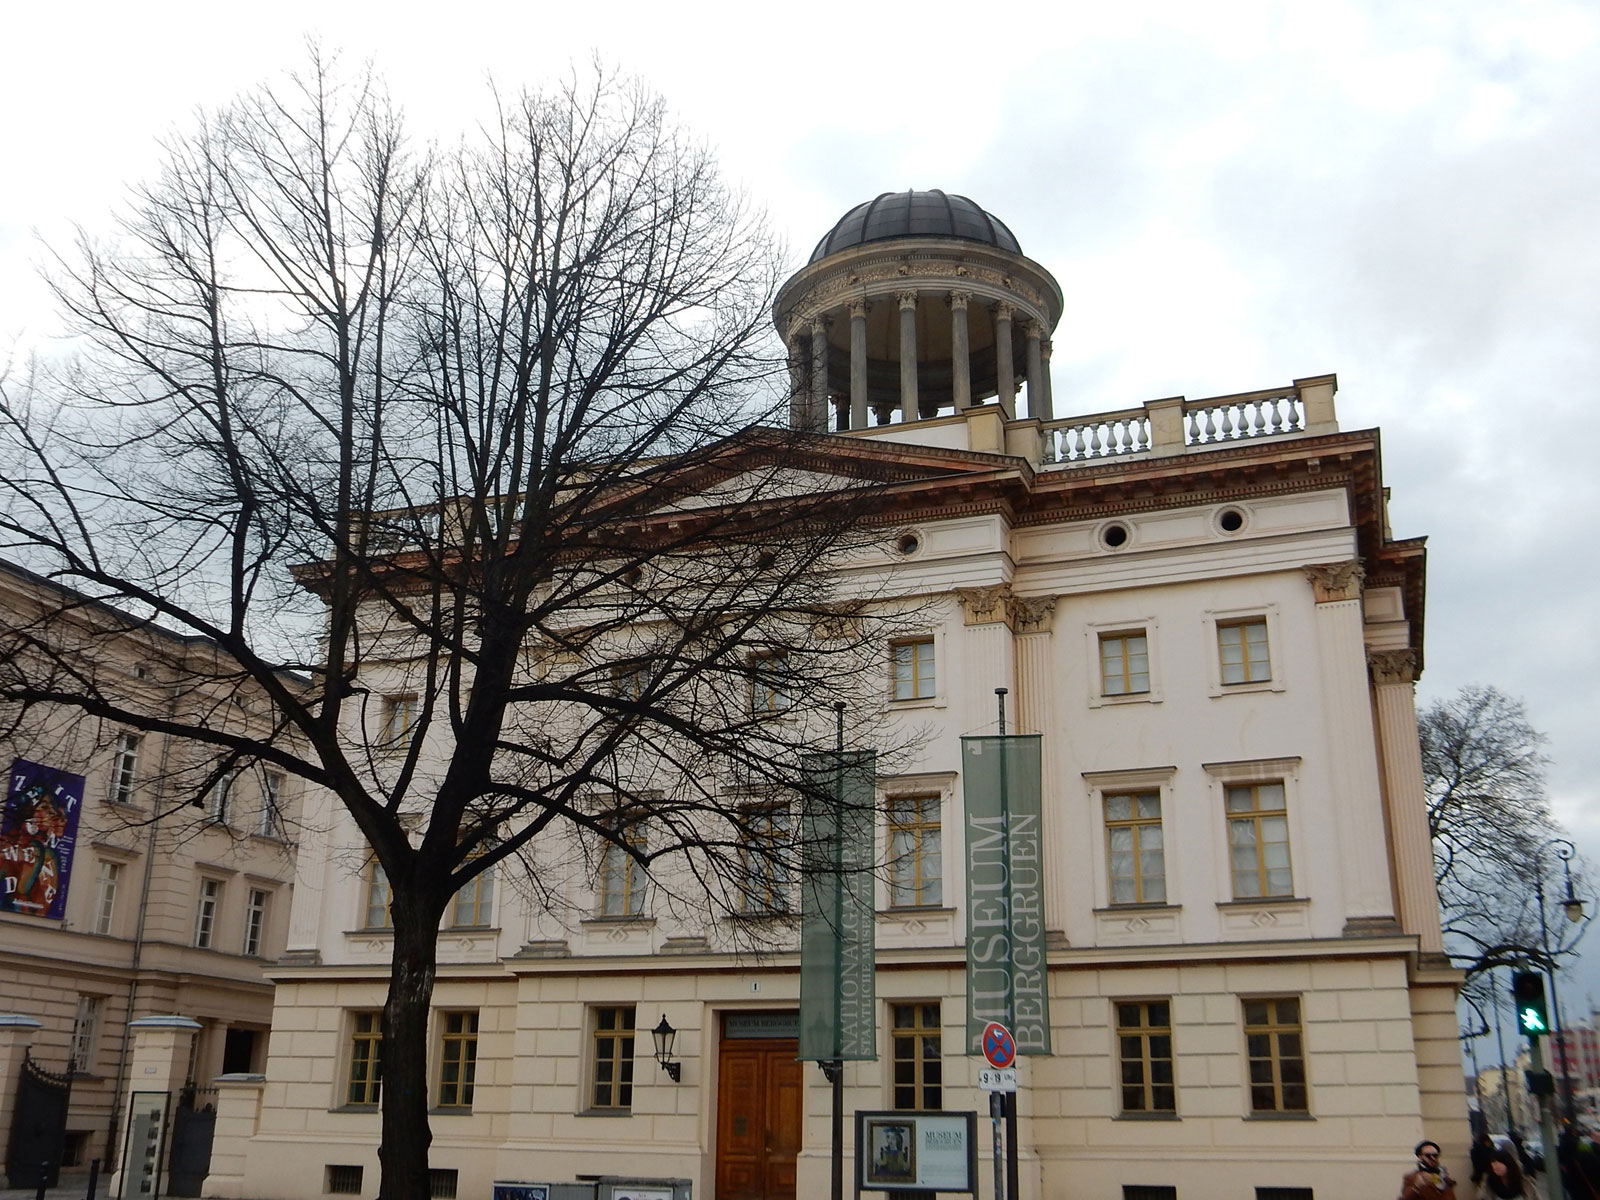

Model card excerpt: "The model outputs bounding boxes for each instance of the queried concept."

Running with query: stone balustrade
[1041,375,1337,465]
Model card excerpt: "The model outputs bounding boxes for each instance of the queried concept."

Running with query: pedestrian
[1401,1140,1459,1200]
[1481,1149,1529,1199]
[1472,1132,1496,1188]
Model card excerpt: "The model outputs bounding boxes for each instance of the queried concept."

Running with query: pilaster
[1301,562,1399,933]
[1010,596,1066,944]
[1369,647,1446,956]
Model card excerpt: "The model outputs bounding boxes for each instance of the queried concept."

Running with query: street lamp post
[1533,838,1585,1128]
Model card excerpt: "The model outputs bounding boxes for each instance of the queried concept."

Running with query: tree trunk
[379,895,440,1200]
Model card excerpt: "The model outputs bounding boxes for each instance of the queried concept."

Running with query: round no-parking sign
[981,1021,1016,1069]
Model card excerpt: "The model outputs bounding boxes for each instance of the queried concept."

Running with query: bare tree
[1421,684,1587,980]
[0,55,917,1200]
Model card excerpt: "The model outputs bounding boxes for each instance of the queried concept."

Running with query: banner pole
[831,702,846,1200]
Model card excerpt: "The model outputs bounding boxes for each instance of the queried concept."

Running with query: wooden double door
[715,1035,801,1200]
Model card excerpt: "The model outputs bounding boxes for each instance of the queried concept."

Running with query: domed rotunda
[773,190,1063,433]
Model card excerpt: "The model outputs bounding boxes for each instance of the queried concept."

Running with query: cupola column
[897,291,919,422]
[950,291,973,409]
[1024,320,1049,421]
[994,303,1016,421]
[848,300,869,431]
[809,315,830,433]
[1040,337,1055,420]
[786,332,806,430]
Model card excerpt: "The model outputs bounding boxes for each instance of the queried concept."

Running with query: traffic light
[1511,970,1550,1036]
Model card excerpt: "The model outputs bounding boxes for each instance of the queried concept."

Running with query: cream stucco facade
[0,560,305,1179]
[205,192,1466,1200]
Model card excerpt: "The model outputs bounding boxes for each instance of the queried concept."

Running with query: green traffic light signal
[1511,970,1550,1037]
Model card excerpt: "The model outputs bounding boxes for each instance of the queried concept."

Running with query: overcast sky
[3,0,1597,1037]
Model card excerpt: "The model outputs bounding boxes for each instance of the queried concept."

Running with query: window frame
[1099,630,1150,697]
[748,651,792,715]
[382,694,418,745]
[243,888,269,957]
[258,771,285,839]
[1225,781,1293,901]
[110,732,142,806]
[92,859,122,936]
[450,857,495,928]
[1084,618,1162,707]
[71,994,104,1074]
[345,1010,384,1107]
[598,827,648,919]
[1104,790,1166,907]
[194,878,223,949]
[737,804,792,915]
[362,859,393,930]
[1242,996,1309,1115]
[588,1005,636,1113]
[1115,998,1175,1116]
[206,773,235,825]
[1085,767,1178,912]
[889,637,936,703]
[1202,605,1286,696]
[890,1001,942,1112]
[886,793,942,909]
[435,1010,479,1111]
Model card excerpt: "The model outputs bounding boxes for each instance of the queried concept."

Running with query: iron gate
[165,1084,217,1197]
[5,1049,72,1188]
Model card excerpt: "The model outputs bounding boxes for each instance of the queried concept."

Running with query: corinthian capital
[1367,648,1417,685]
[1304,560,1365,603]
[956,584,1013,627]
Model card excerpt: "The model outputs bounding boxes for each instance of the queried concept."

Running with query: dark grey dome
[809,190,1022,263]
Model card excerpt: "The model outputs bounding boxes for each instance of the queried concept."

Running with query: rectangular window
[1256,1190,1313,1200]
[207,773,234,824]
[451,861,495,928]
[590,1005,635,1111]
[259,771,285,838]
[750,653,791,713]
[739,807,791,913]
[887,795,942,908]
[437,1011,478,1109]
[599,829,647,917]
[1125,1189,1178,1200]
[195,879,222,948]
[1243,997,1307,1113]
[111,733,141,805]
[1105,792,1165,905]
[363,861,393,929]
[891,638,935,701]
[891,1002,942,1111]
[428,1170,459,1200]
[244,888,269,957]
[1100,632,1150,696]
[347,1012,384,1106]
[326,1166,364,1195]
[1218,618,1271,685]
[71,995,104,1073]
[1117,1000,1175,1114]
[612,662,652,701]
[383,694,418,743]
[1227,782,1292,898]
[92,860,121,936]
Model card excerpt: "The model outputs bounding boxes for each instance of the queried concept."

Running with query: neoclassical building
[201,192,1465,1200]
[0,559,302,1184]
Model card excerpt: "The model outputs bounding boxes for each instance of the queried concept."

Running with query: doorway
[715,1019,801,1200]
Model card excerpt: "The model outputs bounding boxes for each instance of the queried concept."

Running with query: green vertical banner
[962,733,1050,1055]
[799,749,879,1061]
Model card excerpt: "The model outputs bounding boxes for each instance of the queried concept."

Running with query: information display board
[854,1110,977,1195]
